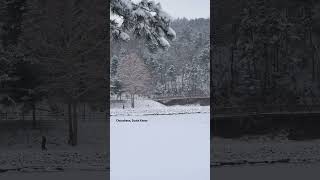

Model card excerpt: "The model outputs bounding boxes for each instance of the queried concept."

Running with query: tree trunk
[131,94,135,108]
[230,45,234,90]
[312,51,315,81]
[276,46,279,72]
[83,103,86,121]
[72,102,78,146]
[68,103,73,145]
[32,103,36,129]
[181,69,185,94]
[310,28,316,81]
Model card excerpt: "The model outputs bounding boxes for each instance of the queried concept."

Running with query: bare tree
[117,53,151,108]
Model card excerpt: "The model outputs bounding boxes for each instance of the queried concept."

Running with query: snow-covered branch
[111,0,176,50]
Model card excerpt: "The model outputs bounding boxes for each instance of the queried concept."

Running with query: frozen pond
[110,112,210,180]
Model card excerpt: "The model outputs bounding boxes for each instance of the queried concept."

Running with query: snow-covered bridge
[153,96,210,106]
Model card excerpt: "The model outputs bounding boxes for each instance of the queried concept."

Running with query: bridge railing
[153,96,210,101]
[214,104,320,114]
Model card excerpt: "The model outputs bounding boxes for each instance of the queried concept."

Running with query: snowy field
[110,103,210,180]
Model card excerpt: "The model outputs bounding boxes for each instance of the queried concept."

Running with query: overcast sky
[133,0,210,19]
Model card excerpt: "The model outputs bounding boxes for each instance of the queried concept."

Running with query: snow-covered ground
[212,137,320,166]
[0,149,108,170]
[213,136,320,179]
[0,121,108,175]
[0,100,210,178]
[212,163,320,180]
[111,103,210,180]
[111,99,210,116]
[0,171,108,180]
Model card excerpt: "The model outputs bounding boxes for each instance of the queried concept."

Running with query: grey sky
[133,0,210,19]
[156,0,210,19]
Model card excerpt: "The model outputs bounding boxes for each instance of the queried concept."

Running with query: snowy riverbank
[212,137,320,167]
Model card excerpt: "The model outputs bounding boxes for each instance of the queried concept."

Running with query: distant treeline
[213,0,320,107]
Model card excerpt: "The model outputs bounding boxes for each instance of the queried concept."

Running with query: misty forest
[213,0,320,107]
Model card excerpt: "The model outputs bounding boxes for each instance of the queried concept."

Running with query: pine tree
[111,55,119,77]
[110,0,176,51]
[0,0,45,127]
[20,0,106,146]
[1,0,26,48]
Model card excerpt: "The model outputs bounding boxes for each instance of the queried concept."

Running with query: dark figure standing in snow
[123,104,125,109]
[41,136,47,151]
